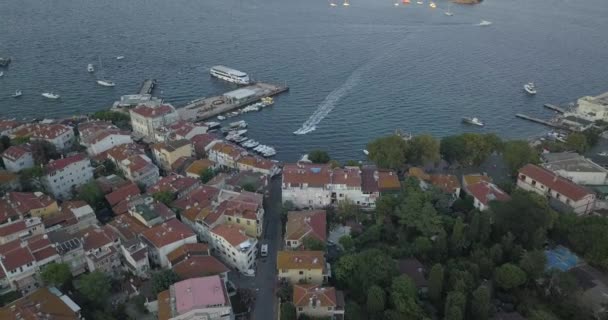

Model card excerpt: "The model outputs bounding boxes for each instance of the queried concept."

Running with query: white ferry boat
[210,65,250,85]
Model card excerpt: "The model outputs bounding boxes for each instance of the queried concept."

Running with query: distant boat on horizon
[343,0,350,6]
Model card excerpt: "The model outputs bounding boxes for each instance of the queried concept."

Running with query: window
[298,307,303,311]
[299,271,304,275]
[247,220,251,225]
[531,180,536,186]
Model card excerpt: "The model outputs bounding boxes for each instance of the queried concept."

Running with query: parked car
[260,244,268,257]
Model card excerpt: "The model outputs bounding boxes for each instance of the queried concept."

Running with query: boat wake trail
[293,64,367,135]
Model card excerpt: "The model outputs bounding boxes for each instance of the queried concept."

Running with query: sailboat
[96,57,115,87]
[445,4,453,16]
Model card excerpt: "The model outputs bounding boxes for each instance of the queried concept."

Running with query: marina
[178,82,289,121]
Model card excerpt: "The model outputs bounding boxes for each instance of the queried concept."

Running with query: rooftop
[0,287,80,320]
[141,219,195,248]
[293,284,338,308]
[105,182,141,206]
[186,159,215,176]
[283,162,331,188]
[519,164,594,201]
[172,276,228,315]
[211,224,251,247]
[428,174,461,193]
[130,104,176,118]
[211,142,245,159]
[167,243,210,265]
[397,258,428,288]
[224,88,256,100]
[237,155,275,171]
[107,214,148,242]
[148,174,199,196]
[152,139,191,153]
[45,154,88,175]
[467,181,511,206]
[77,225,118,251]
[277,250,325,270]
[285,210,327,243]
[463,174,492,187]
[172,256,229,280]
[2,143,31,161]
[541,153,607,173]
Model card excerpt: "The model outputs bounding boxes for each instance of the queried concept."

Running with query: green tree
[31,140,59,165]
[444,290,466,320]
[335,249,396,301]
[0,136,10,153]
[41,263,72,290]
[471,285,491,320]
[18,167,44,192]
[366,285,386,316]
[503,140,540,175]
[199,167,215,183]
[449,217,467,256]
[76,182,105,210]
[408,134,440,164]
[92,111,131,129]
[565,132,588,153]
[77,271,111,306]
[152,190,175,206]
[152,270,180,295]
[428,263,444,304]
[494,263,527,290]
[440,133,501,166]
[339,235,355,252]
[519,250,547,281]
[11,136,30,145]
[241,183,256,192]
[280,302,297,320]
[390,275,422,319]
[367,134,409,169]
[308,150,331,164]
[345,301,364,320]
[303,237,326,251]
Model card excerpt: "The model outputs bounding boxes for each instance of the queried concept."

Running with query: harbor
[178,82,289,121]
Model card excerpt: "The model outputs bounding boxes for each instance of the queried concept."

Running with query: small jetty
[543,104,565,114]
[515,113,565,129]
[179,82,289,121]
[138,79,157,95]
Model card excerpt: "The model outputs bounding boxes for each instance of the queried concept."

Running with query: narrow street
[228,176,283,320]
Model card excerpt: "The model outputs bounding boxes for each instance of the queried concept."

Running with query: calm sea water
[1,0,608,161]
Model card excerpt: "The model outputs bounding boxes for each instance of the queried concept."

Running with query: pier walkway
[515,113,566,130]
[138,79,156,95]
[178,82,289,121]
[544,104,566,113]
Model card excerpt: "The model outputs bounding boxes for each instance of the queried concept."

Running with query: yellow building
[7,191,59,218]
[152,139,193,170]
[277,251,328,285]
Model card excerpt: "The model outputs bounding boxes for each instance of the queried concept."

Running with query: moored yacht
[97,80,116,87]
[87,64,95,72]
[462,117,484,127]
[598,151,608,157]
[524,82,537,95]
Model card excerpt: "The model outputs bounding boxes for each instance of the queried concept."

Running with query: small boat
[416,1,423,4]
[429,2,436,8]
[598,152,608,157]
[343,0,350,6]
[0,71,3,77]
[87,64,94,73]
[42,92,60,99]
[363,149,369,156]
[445,4,453,16]
[97,80,116,87]
[478,20,492,26]
[462,117,484,127]
[524,82,537,95]
[116,56,125,60]
[217,115,226,120]
[261,97,274,106]
[0,57,11,67]
[394,3,399,6]
[330,2,337,6]
[13,90,22,98]
[230,120,247,129]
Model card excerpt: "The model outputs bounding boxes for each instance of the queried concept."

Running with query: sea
[1,0,608,162]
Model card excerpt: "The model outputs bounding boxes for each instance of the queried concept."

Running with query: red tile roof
[172,256,229,280]
[211,142,244,159]
[131,104,175,118]
[211,224,250,247]
[0,220,29,237]
[429,174,460,193]
[77,225,118,251]
[293,284,337,307]
[44,154,88,174]
[519,164,593,201]
[13,124,72,140]
[1,144,31,162]
[108,214,148,241]
[285,210,327,243]
[98,143,145,163]
[7,192,56,214]
[105,182,141,206]
[1,246,35,271]
[237,155,275,171]
[331,167,361,187]
[173,186,220,211]
[0,120,22,132]
[141,219,195,248]
[148,175,200,196]
[467,181,510,206]
[283,163,331,188]
[222,199,259,220]
[191,133,221,155]
[167,243,210,265]
[378,170,401,191]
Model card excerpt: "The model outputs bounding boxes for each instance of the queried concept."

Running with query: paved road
[229,176,282,320]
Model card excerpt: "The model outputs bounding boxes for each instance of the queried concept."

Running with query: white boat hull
[42,93,60,99]
[97,80,116,87]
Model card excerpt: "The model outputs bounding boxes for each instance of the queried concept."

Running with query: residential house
[185,159,217,178]
[77,225,121,274]
[517,164,596,215]
[293,284,344,319]
[1,144,33,173]
[237,155,280,176]
[0,192,58,222]
[154,120,208,142]
[172,256,229,282]
[0,171,20,194]
[107,214,151,277]
[210,224,257,273]
[156,276,233,320]
[398,258,428,293]
[191,133,222,158]
[221,191,264,237]
[170,156,196,175]
[47,229,86,276]
[173,186,221,241]
[0,287,81,319]
[105,182,142,215]
[282,162,332,209]
[329,167,366,205]
[43,154,94,200]
[166,243,210,266]
[285,210,327,250]
[225,171,268,194]
[119,154,160,188]
[208,142,246,169]
[152,139,193,171]
[0,217,44,244]
[541,152,608,185]
[428,174,461,199]
[277,250,328,285]
[96,174,129,194]
[12,124,74,150]
[79,121,133,155]
[44,201,98,233]
[130,104,179,140]
[466,181,511,212]
[128,197,175,227]
[148,174,201,199]
[462,174,492,194]
[0,120,22,137]
[140,219,197,268]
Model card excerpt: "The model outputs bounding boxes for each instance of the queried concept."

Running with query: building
[360,166,402,207]
[0,287,81,319]
[44,201,98,234]
[575,91,608,122]
[167,243,210,266]
[172,256,229,282]
[1,144,33,173]
[154,120,208,142]
[79,121,133,155]
[130,104,179,140]
[121,238,151,278]
[77,226,121,274]
[236,155,280,176]
[185,159,217,178]
[466,181,511,212]
[192,133,222,158]
[0,192,58,223]
[0,120,22,137]
[47,230,87,276]
[43,154,94,200]
[119,154,160,188]
[225,171,268,194]
[428,174,461,199]
[12,124,74,150]
[541,152,608,185]
[157,276,233,320]
[220,191,264,237]
[0,171,20,194]
[517,164,596,215]
[210,224,257,272]
[282,163,332,209]
[152,139,193,171]
[148,174,201,199]
[285,210,327,250]
[128,197,175,227]
[0,217,44,244]
[208,142,246,169]
[140,219,197,268]
[277,250,328,285]
[293,284,344,319]
[462,174,492,193]
[105,182,142,215]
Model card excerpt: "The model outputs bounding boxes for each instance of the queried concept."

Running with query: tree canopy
[152,269,180,295]
[502,140,540,175]
[41,263,72,290]
[308,150,331,164]
[495,263,527,290]
[77,271,111,306]
[367,134,409,169]
[565,132,588,154]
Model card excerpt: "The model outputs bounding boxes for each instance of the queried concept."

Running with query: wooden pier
[138,79,157,95]
[543,104,566,113]
[515,113,565,129]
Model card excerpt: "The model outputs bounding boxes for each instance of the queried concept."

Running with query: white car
[260,244,268,257]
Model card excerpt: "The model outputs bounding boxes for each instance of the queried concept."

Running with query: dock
[178,82,289,121]
[544,104,565,113]
[138,79,157,95]
[515,113,565,129]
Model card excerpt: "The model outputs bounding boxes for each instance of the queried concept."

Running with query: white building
[465,181,511,212]
[210,224,257,273]
[42,154,94,200]
[130,104,179,140]
[282,163,332,209]
[541,152,608,185]
[518,164,596,215]
[154,120,208,142]
[140,219,197,268]
[13,124,75,151]
[119,154,160,188]
[79,122,133,156]
[1,144,34,173]
[575,91,608,122]
[0,217,44,245]
[208,142,246,169]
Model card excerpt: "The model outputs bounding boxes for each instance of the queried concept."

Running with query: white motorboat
[116,56,125,60]
[429,2,436,8]
[416,1,423,4]
[229,120,247,129]
[97,80,116,87]
[462,117,484,127]
[598,152,608,157]
[330,2,337,6]
[217,115,226,120]
[394,3,399,6]
[343,0,350,6]
[42,92,60,99]
[478,20,492,26]
[524,82,537,95]
[13,90,22,98]
[445,4,453,16]
[87,64,95,72]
